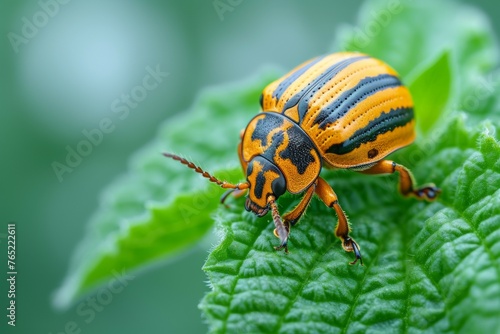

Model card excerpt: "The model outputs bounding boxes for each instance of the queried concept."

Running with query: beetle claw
[274,238,289,254]
[273,228,289,253]
[343,237,363,266]
[414,183,441,201]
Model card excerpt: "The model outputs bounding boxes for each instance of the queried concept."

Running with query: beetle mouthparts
[256,208,269,217]
[245,198,269,217]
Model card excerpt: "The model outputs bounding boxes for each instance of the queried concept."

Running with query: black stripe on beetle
[314,74,402,129]
[272,56,324,101]
[296,56,369,122]
[280,56,368,121]
[326,107,414,155]
[254,169,266,199]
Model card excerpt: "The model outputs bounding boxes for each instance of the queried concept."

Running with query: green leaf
[408,51,452,134]
[199,116,500,333]
[54,69,281,309]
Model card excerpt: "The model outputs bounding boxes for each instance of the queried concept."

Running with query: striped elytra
[164,52,440,265]
[259,52,415,169]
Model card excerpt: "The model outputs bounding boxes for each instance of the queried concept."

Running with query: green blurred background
[0,0,498,333]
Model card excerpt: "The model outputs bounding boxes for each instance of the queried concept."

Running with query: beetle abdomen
[260,52,415,168]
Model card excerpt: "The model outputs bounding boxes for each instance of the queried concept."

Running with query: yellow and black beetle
[164,52,440,265]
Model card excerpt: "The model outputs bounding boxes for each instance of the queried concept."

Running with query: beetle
[164,52,440,265]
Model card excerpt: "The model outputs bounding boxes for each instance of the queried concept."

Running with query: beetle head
[244,156,286,217]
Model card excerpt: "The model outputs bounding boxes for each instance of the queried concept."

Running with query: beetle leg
[220,188,248,207]
[268,196,290,254]
[283,182,317,226]
[315,177,363,266]
[359,160,441,201]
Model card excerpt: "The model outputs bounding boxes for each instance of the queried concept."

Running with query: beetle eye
[271,174,286,198]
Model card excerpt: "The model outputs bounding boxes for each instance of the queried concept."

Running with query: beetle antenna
[163,153,249,190]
